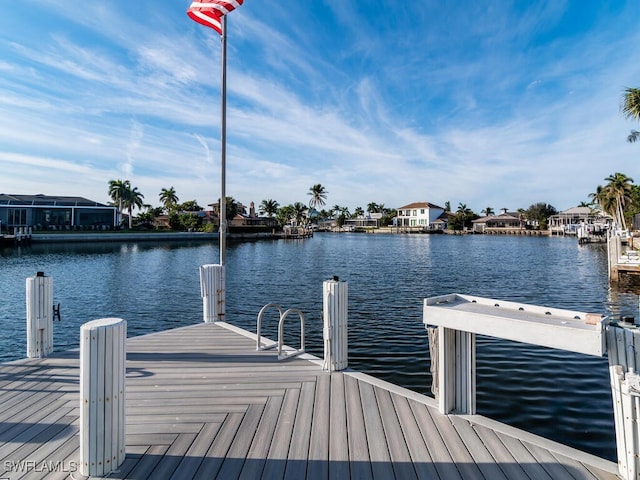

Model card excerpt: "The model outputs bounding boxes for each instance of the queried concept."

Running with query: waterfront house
[548,206,612,235]
[0,194,117,231]
[472,209,522,233]
[394,202,447,231]
[344,212,383,230]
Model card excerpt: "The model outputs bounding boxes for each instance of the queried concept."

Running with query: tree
[597,172,634,230]
[291,202,308,226]
[108,179,129,226]
[353,207,364,217]
[481,207,494,217]
[122,186,145,229]
[179,200,202,212]
[525,202,557,230]
[259,199,279,218]
[159,187,179,213]
[622,87,640,142]
[108,179,144,229]
[308,184,328,209]
[367,202,379,213]
[444,201,451,212]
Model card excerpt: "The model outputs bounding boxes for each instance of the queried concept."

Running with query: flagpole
[219,14,227,266]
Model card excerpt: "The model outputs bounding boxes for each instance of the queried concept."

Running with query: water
[1,233,636,461]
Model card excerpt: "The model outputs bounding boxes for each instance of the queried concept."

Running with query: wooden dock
[0,321,619,479]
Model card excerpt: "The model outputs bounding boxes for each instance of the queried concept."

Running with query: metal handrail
[278,308,305,360]
[256,303,283,351]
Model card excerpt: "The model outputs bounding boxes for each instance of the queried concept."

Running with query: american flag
[187,1,244,35]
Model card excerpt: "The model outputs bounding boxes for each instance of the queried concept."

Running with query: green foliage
[525,202,557,230]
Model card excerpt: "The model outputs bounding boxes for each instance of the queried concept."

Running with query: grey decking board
[192,412,245,479]
[448,414,512,480]
[145,433,198,480]
[168,421,223,480]
[239,394,284,480]
[262,386,301,479]
[344,374,373,480]
[408,399,465,480]
[216,403,267,480]
[374,387,418,480]
[358,380,395,479]
[496,432,553,480]
[391,395,441,480]
[328,372,350,480]
[307,372,330,480]
[284,380,316,480]
[465,421,537,480]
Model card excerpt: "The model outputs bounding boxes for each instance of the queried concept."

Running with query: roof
[473,213,521,223]
[397,201,445,210]
[0,194,111,207]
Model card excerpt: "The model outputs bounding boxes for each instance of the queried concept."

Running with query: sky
[1,1,639,214]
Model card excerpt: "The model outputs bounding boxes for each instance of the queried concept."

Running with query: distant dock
[0,321,618,479]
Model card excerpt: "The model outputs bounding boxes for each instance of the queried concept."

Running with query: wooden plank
[144,433,198,480]
[239,395,284,480]
[449,415,507,480]
[169,421,224,480]
[262,387,301,480]
[215,403,267,479]
[358,380,394,479]
[408,399,464,480]
[344,374,373,480]
[496,432,553,480]
[125,444,169,480]
[468,421,543,480]
[328,372,350,480]
[391,395,440,480]
[284,380,316,480]
[374,387,418,480]
[307,373,330,480]
[192,412,245,479]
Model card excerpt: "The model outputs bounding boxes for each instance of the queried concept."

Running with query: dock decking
[0,322,619,479]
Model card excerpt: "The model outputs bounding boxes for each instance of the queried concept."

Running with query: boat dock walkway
[0,321,619,479]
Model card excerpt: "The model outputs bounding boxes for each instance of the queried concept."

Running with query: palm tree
[159,187,179,213]
[481,207,494,217]
[122,186,145,229]
[353,207,364,217]
[331,205,342,219]
[108,179,129,226]
[291,202,308,226]
[602,173,634,230]
[259,199,279,218]
[308,184,328,209]
[622,87,640,142]
[367,202,379,213]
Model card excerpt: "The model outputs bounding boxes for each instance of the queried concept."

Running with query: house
[548,206,612,235]
[0,194,117,231]
[472,209,522,233]
[394,202,447,230]
[343,212,383,230]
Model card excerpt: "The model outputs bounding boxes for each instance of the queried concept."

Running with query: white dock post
[199,264,225,323]
[80,318,126,477]
[437,327,476,414]
[606,322,640,480]
[322,276,348,372]
[26,272,54,358]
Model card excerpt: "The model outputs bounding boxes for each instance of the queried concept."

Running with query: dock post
[437,327,476,414]
[199,264,225,323]
[606,322,640,480]
[80,318,126,477]
[26,272,54,358]
[323,277,348,372]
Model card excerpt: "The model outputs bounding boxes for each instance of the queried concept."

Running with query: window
[7,208,27,226]
[421,209,425,214]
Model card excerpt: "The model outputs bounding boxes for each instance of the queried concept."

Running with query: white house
[395,202,447,230]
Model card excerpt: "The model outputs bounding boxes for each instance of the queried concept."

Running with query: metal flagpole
[219,14,227,266]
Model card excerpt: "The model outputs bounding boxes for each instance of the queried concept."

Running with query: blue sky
[1,1,639,214]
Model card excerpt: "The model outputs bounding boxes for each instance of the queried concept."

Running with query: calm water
[1,233,637,461]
